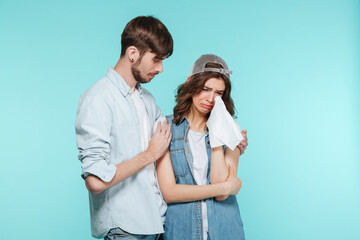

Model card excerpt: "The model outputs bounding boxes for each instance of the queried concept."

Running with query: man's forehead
[148,51,167,60]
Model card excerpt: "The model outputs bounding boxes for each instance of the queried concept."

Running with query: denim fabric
[163,115,245,240]
[105,228,161,240]
[76,67,164,238]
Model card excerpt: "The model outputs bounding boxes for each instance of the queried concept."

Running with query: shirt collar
[106,67,143,96]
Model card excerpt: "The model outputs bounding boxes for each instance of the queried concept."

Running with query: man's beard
[131,65,148,84]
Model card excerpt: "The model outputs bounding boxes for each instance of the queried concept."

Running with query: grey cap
[189,54,233,78]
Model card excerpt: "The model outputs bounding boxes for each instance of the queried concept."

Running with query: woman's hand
[215,164,242,201]
[225,164,242,195]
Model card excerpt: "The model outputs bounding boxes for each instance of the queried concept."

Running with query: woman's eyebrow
[203,86,225,92]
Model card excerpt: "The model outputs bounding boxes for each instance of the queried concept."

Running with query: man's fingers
[241,130,247,139]
[162,119,169,132]
[155,121,162,134]
[166,124,171,138]
[167,131,172,145]
[240,147,244,155]
[240,139,248,146]
[166,122,171,132]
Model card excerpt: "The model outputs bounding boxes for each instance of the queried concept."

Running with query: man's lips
[201,103,214,110]
[148,73,158,79]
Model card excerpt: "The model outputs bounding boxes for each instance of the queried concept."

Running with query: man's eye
[203,88,209,91]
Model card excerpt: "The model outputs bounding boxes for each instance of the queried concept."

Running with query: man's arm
[76,94,171,195]
[85,121,171,194]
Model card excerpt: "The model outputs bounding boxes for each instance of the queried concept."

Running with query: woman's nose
[207,92,215,102]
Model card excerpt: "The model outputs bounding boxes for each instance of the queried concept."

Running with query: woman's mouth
[201,104,213,110]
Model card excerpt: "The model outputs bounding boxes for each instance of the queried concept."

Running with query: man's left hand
[237,130,248,155]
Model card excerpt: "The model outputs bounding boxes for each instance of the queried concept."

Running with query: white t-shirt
[131,89,167,223]
[188,129,208,240]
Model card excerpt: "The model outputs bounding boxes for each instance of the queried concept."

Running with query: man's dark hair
[121,16,173,59]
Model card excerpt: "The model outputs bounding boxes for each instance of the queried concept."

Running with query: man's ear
[127,46,140,62]
[186,76,191,83]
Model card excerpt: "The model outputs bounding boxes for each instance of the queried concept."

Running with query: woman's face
[191,77,225,116]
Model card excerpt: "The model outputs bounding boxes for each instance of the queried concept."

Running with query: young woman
[157,54,248,240]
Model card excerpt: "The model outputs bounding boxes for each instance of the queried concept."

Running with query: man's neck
[114,58,137,92]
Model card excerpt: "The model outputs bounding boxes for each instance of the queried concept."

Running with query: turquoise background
[1,0,359,239]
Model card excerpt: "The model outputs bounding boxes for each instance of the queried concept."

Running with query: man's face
[131,51,164,84]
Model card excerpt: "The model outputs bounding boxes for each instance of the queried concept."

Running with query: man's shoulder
[81,76,113,100]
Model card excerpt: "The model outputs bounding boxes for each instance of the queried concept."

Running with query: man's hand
[146,120,172,162]
[237,130,248,155]
[224,164,242,195]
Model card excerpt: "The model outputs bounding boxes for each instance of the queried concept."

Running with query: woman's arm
[156,151,241,203]
[210,130,248,201]
[210,146,240,201]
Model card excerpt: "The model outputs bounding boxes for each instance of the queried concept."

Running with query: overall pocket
[169,148,189,181]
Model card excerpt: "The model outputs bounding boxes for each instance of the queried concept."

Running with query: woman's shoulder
[166,115,186,128]
[165,114,174,123]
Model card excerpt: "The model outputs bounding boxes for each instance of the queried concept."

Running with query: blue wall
[1,0,359,239]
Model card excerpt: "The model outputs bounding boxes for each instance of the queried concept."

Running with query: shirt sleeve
[75,94,116,182]
[152,116,166,135]
[151,99,165,135]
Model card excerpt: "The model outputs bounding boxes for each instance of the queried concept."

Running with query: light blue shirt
[76,67,164,238]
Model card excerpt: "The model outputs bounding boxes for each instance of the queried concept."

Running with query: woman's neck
[187,108,207,133]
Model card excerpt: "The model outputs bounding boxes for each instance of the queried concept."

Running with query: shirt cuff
[81,158,116,182]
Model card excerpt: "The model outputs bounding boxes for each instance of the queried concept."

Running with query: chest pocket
[169,138,189,181]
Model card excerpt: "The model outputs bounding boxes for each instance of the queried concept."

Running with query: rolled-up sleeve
[75,94,116,182]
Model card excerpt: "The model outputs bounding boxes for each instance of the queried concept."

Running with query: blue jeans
[104,228,162,240]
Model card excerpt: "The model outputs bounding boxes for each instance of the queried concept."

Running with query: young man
[75,16,173,239]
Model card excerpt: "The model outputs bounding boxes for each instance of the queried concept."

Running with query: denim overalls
[163,115,245,240]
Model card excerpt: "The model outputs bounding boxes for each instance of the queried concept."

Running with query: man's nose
[155,61,163,73]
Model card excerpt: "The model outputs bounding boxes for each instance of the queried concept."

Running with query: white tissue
[207,96,244,150]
